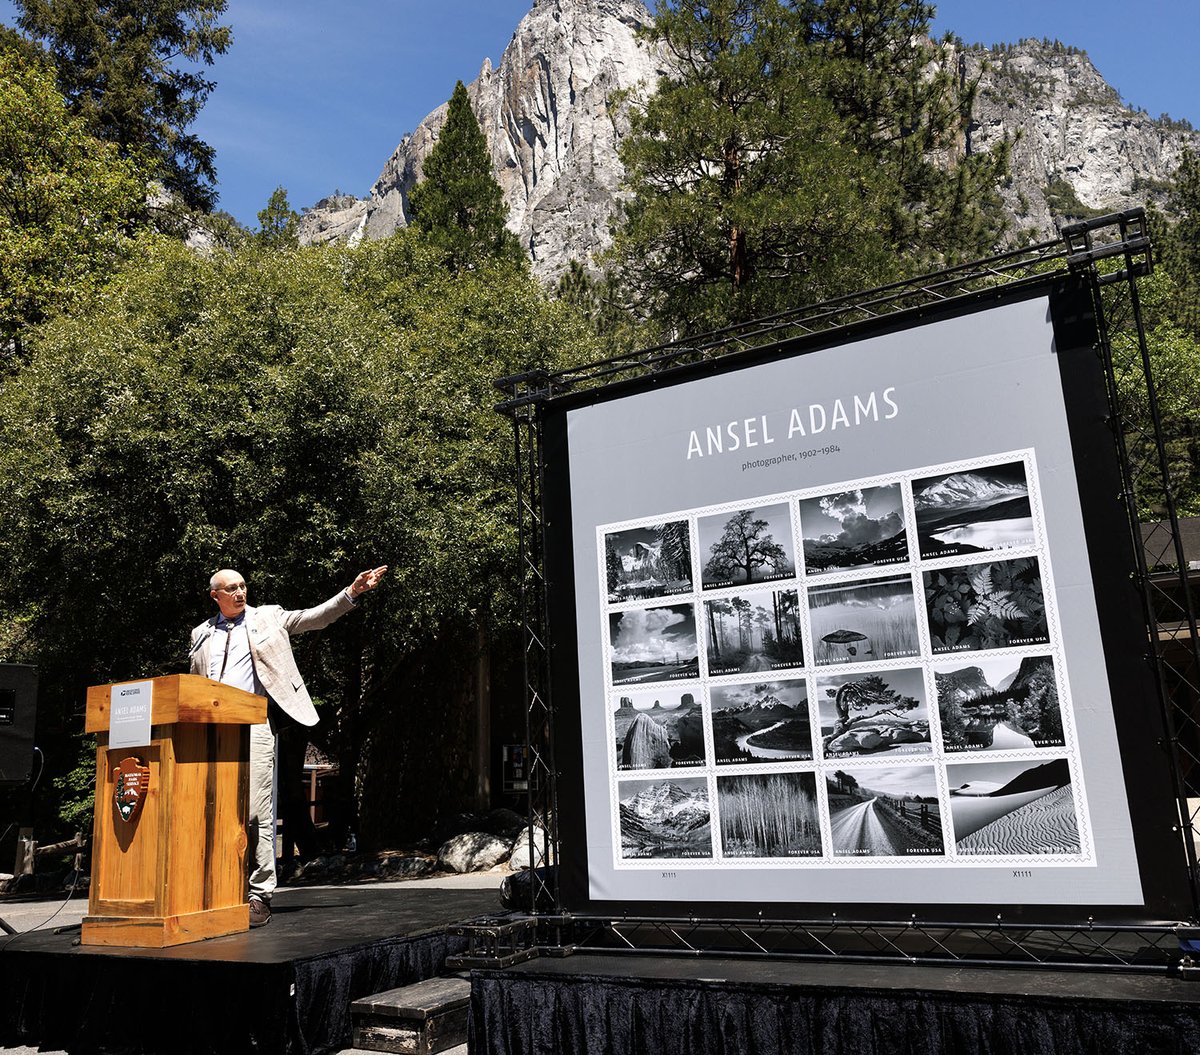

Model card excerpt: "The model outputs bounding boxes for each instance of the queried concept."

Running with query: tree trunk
[724,136,747,291]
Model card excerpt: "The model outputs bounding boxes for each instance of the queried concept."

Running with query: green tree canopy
[1115,152,1200,522]
[408,80,524,272]
[12,0,231,211]
[608,0,1009,333]
[0,231,593,843]
[255,185,299,248]
[0,44,146,363]
[1158,148,1200,338]
[1114,273,1200,520]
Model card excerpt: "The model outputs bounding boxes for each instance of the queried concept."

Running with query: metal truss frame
[493,209,1200,973]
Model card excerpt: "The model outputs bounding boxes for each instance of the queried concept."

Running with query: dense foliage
[1109,149,1200,522]
[0,232,594,844]
[0,45,146,362]
[608,0,1009,333]
[11,0,231,211]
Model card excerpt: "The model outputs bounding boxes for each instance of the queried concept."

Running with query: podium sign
[81,674,266,948]
[108,679,152,748]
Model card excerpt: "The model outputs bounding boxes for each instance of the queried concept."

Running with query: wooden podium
[81,674,266,947]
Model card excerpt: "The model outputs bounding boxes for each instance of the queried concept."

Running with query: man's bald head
[210,569,248,619]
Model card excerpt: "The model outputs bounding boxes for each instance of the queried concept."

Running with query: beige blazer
[188,590,357,727]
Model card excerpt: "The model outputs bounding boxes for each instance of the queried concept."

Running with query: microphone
[188,630,213,656]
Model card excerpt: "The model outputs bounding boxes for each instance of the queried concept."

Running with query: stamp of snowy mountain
[912,461,1034,560]
[609,603,699,685]
[709,680,812,764]
[604,521,693,604]
[798,484,909,575]
[613,687,706,771]
[618,776,713,860]
[815,667,930,759]
[826,765,945,858]
[946,758,1080,856]
[924,557,1049,654]
[697,503,796,590]
[933,654,1065,752]
[808,573,921,665]
[703,586,804,676]
[717,772,822,858]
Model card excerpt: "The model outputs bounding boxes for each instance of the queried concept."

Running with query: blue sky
[2,1,1196,227]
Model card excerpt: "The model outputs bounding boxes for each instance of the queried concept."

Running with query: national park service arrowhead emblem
[113,756,150,823]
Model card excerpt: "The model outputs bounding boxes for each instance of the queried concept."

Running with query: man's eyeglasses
[216,583,247,595]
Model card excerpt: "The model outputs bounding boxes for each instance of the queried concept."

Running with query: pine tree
[609,0,1010,333]
[255,186,299,249]
[605,537,621,593]
[408,80,524,273]
[795,0,1010,264]
[12,0,231,212]
[655,521,691,582]
[1160,149,1200,338]
[611,0,891,331]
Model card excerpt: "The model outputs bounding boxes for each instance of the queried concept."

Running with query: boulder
[508,825,551,871]
[484,807,527,838]
[828,729,884,754]
[437,832,511,874]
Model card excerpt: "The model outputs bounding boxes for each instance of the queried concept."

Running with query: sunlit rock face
[301,0,663,283]
[957,38,1196,236]
[300,10,1198,276]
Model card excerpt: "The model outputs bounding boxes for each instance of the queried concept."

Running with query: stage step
[350,975,471,1055]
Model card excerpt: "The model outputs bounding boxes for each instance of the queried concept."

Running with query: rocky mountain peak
[914,472,1027,512]
[300,0,660,281]
[299,11,1197,282]
[959,38,1195,234]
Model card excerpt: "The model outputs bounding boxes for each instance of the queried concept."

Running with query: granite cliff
[299,3,1197,282]
[300,0,661,283]
[958,39,1194,237]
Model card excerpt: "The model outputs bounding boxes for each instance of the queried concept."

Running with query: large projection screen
[543,281,1193,925]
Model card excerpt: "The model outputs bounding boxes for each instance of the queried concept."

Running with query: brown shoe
[249,896,272,928]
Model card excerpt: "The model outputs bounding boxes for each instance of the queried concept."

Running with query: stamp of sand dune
[947,758,1081,855]
[953,785,1080,855]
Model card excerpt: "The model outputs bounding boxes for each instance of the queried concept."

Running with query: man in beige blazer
[190,565,387,926]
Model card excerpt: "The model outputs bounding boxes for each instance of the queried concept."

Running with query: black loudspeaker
[0,664,38,784]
